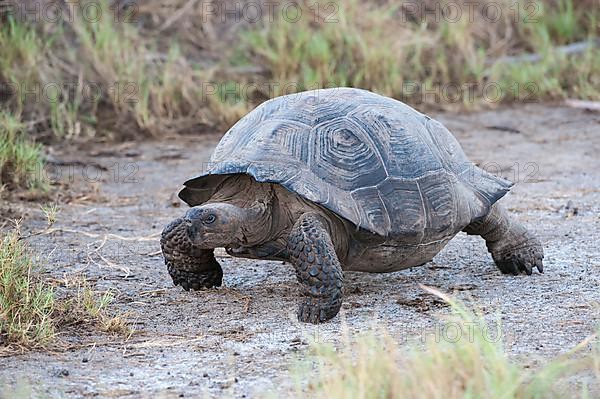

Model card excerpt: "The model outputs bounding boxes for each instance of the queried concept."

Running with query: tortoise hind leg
[288,213,344,323]
[464,203,544,275]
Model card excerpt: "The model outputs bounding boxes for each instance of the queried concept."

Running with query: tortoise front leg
[288,213,344,324]
[165,249,223,291]
[161,218,223,290]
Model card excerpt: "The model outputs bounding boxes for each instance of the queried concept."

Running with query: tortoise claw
[492,242,544,276]
[535,256,544,273]
[297,299,341,324]
[168,265,223,290]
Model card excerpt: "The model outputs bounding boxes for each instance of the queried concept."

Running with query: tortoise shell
[179,88,511,239]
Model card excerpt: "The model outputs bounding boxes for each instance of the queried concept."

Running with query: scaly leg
[288,213,344,323]
[464,203,544,275]
[161,218,223,290]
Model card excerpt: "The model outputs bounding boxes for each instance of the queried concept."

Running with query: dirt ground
[1,104,599,398]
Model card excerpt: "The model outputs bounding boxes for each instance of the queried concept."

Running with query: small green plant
[39,203,59,227]
[0,227,55,347]
[0,112,46,192]
[57,277,131,337]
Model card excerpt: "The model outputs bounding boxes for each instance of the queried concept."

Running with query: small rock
[82,357,89,363]
[56,369,69,377]
[452,283,478,291]
[562,200,579,217]
[349,286,363,294]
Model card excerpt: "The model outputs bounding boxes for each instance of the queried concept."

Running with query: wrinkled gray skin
[161,88,544,324]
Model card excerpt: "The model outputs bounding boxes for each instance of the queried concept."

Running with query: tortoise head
[184,203,246,249]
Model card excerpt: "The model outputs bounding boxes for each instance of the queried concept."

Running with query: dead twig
[44,158,108,171]
[564,99,600,112]
[486,38,600,65]
[86,235,132,276]
[158,0,198,32]
[20,227,159,242]
[138,289,168,297]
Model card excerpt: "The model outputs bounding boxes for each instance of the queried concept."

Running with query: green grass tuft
[0,224,131,349]
[0,228,55,347]
[0,16,41,112]
[0,112,46,192]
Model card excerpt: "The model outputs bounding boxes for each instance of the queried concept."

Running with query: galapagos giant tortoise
[161,88,544,323]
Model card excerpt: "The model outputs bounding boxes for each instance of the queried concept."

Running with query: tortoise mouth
[185,223,237,249]
[226,245,244,253]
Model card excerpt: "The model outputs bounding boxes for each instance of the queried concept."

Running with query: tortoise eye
[203,214,216,225]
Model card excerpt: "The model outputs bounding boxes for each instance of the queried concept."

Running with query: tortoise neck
[238,200,273,246]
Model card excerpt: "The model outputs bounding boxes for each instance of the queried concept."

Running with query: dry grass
[288,287,599,399]
[2,0,597,147]
[239,0,600,108]
[0,223,131,350]
[1,0,249,141]
[54,276,131,337]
